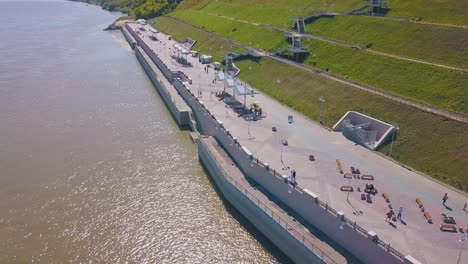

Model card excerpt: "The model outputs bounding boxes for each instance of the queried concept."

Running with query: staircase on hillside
[297,17,305,34]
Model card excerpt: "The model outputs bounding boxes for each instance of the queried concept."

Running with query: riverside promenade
[128,23,468,264]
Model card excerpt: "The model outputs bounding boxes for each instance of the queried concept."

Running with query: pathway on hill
[209,12,468,73]
[163,16,468,124]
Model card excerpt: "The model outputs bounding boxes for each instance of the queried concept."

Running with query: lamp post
[389,124,399,157]
[346,176,352,202]
[319,97,325,124]
[458,234,468,264]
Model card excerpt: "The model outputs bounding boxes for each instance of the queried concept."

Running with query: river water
[0,1,288,263]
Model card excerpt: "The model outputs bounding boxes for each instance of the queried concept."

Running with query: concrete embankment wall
[122,23,191,129]
[121,22,409,264]
[134,47,189,127]
[198,138,324,264]
[171,79,404,264]
[121,26,136,49]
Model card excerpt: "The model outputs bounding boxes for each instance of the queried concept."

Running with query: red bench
[416,198,424,208]
[382,193,390,203]
[424,211,432,224]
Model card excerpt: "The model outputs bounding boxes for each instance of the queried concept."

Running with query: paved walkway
[203,137,347,264]
[133,24,468,264]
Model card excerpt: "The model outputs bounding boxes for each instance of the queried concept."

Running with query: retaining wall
[121,26,136,49]
[122,22,413,264]
[134,45,190,127]
[199,138,325,264]
[171,78,404,264]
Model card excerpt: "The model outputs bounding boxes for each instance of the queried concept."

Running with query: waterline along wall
[122,25,194,130]
[199,137,330,264]
[122,23,420,264]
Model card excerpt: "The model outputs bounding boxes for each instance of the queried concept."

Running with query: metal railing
[202,141,338,264]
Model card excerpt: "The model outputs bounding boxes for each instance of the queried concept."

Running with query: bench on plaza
[361,174,374,180]
[344,173,353,179]
[441,213,456,224]
[382,193,390,203]
[440,224,457,232]
[424,211,432,224]
[341,186,353,192]
[416,198,424,208]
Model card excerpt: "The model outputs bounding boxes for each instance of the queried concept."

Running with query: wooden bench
[382,193,390,203]
[416,198,424,208]
[423,211,432,224]
[344,173,353,179]
[340,185,353,192]
[361,174,374,180]
[440,224,457,232]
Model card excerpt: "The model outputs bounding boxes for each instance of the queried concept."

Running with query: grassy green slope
[164,11,468,114]
[150,16,245,61]
[301,39,468,114]
[197,0,362,27]
[306,16,468,69]
[387,0,468,26]
[153,16,468,191]
[169,10,286,50]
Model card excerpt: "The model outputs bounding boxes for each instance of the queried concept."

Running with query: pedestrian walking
[292,170,296,185]
[397,207,403,220]
[442,193,448,205]
[385,210,393,222]
[464,203,467,211]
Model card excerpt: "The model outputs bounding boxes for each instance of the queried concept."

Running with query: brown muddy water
[0,0,289,263]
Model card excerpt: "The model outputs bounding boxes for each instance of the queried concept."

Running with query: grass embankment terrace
[178,0,468,27]
[180,0,363,27]
[386,0,468,26]
[300,39,467,114]
[165,11,468,114]
[169,10,286,51]
[151,16,245,62]
[153,16,468,192]
[306,16,468,69]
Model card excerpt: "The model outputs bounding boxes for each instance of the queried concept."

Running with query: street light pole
[319,97,325,124]
[458,235,468,264]
[389,124,399,157]
[346,176,352,202]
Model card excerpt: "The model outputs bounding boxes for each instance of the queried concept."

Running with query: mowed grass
[197,0,363,27]
[163,10,468,114]
[152,16,245,61]
[177,0,362,26]
[148,17,468,192]
[306,16,468,69]
[387,0,468,26]
[178,0,468,26]
[300,39,468,114]
[169,10,286,51]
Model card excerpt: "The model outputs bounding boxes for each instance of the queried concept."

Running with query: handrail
[202,141,338,264]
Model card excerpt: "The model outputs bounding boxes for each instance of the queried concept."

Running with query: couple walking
[385,207,403,222]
